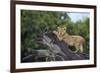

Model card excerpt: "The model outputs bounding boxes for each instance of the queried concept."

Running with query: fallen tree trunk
[22,32,88,62]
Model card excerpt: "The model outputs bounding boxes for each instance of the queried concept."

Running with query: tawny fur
[53,26,85,53]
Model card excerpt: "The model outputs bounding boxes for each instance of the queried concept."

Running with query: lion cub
[53,25,85,53]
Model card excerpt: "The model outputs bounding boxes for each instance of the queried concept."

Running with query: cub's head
[57,25,67,35]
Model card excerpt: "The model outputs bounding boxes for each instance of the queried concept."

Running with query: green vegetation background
[21,10,89,55]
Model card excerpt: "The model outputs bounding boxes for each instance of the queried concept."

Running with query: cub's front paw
[53,31,57,34]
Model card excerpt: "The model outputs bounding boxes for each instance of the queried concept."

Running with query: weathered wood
[22,49,51,62]
[43,33,68,60]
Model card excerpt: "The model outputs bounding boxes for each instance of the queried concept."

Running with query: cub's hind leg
[74,44,80,53]
[79,44,83,53]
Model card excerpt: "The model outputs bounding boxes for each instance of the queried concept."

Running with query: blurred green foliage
[21,10,89,54]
